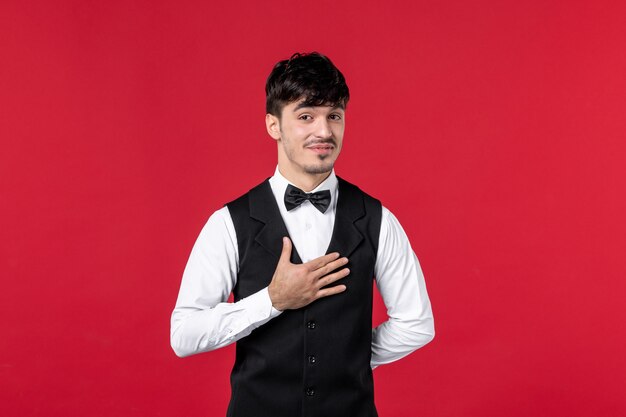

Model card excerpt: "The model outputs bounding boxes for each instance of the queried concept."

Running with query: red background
[2,1,625,416]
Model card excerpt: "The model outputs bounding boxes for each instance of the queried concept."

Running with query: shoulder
[225,179,266,205]
[198,177,270,241]
[378,205,413,250]
[336,176,381,208]
[225,178,271,212]
[200,206,234,237]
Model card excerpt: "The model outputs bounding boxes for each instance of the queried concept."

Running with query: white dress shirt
[171,167,434,367]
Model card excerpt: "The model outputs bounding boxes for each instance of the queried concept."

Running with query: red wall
[2,1,625,416]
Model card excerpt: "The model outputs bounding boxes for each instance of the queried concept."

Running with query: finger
[305,252,341,271]
[316,268,350,288]
[312,257,349,279]
[316,284,347,299]
[278,237,292,265]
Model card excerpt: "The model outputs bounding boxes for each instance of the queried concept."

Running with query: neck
[278,165,331,192]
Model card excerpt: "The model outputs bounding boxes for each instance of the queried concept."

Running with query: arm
[170,207,281,357]
[371,207,435,368]
[170,208,349,358]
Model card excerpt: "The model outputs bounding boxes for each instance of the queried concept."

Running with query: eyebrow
[293,102,345,112]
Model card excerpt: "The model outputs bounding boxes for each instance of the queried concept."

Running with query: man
[171,52,434,417]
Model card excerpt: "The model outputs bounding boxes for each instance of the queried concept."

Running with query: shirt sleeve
[170,206,282,357]
[371,207,435,368]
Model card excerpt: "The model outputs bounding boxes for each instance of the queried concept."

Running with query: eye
[299,114,313,121]
[329,113,342,121]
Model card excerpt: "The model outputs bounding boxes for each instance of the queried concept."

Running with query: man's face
[267,99,345,180]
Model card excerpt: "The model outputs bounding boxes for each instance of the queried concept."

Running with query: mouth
[306,143,335,155]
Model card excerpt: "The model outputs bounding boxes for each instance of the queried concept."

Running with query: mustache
[304,139,336,147]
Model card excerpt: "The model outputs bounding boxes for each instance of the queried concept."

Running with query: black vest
[225,177,382,417]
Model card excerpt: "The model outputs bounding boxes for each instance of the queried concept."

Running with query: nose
[315,118,333,139]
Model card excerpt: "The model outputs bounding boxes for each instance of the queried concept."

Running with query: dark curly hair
[265,52,350,117]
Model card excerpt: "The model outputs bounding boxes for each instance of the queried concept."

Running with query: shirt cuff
[239,287,283,325]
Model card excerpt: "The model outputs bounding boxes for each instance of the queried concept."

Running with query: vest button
[306,387,315,396]
[308,355,316,364]
[307,321,316,329]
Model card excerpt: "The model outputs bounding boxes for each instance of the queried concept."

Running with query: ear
[265,113,281,141]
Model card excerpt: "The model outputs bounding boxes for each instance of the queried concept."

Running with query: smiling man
[170,52,434,417]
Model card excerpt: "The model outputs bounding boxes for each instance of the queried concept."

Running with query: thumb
[279,237,292,264]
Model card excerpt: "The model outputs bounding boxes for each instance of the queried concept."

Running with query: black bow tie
[284,184,331,213]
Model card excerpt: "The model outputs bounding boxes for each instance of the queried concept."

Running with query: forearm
[370,271,435,367]
[171,287,280,357]
[371,314,434,367]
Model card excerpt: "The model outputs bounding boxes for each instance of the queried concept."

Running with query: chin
[303,161,334,175]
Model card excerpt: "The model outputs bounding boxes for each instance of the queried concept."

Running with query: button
[306,387,315,396]
[305,222,311,230]
[307,321,316,329]
[308,355,316,364]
